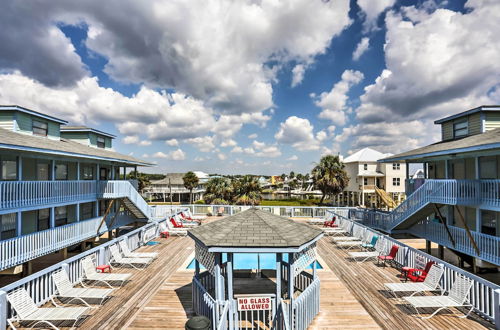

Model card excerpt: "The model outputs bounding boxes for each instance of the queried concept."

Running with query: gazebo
[188,208,323,329]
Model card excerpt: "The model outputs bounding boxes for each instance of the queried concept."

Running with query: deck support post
[0,290,6,330]
[276,253,282,300]
[493,289,500,329]
[438,245,444,260]
[425,240,431,254]
[98,246,106,265]
[194,259,200,278]
[15,212,22,237]
[227,253,234,329]
[214,253,223,326]
[288,253,295,328]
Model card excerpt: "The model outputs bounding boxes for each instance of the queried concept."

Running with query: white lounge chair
[181,209,205,221]
[384,264,444,298]
[119,240,158,259]
[348,237,386,262]
[336,231,373,250]
[51,269,114,306]
[6,287,90,330]
[173,214,199,228]
[307,213,334,225]
[81,256,131,288]
[332,227,365,242]
[403,274,474,319]
[109,244,153,270]
[323,220,352,236]
[163,221,188,236]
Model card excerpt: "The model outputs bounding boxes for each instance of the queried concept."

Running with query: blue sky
[0,0,498,175]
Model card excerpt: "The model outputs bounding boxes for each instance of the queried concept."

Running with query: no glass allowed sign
[237,296,272,311]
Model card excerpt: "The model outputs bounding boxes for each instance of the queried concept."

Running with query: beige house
[336,148,406,209]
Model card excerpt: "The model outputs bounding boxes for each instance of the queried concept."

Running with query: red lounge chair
[180,212,200,224]
[323,217,337,227]
[377,245,399,268]
[170,217,184,228]
[406,261,435,282]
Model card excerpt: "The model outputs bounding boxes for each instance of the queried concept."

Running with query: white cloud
[185,136,215,152]
[248,133,258,139]
[152,151,168,158]
[152,149,186,160]
[352,37,369,61]
[252,140,266,150]
[123,135,139,144]
[357,0,396,32]
[165,139,179,146]
[194,156,206,162]
[217,153,227,161]
[139,140,152,146]
[291,64,306,87]
[313,70,364,126]
[275,116,321,151]
[141,153,150,158]
[287,155,298,161]
[220,139,237,147]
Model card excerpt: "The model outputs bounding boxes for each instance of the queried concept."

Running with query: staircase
[98,181,152,219]
[374,187,397,209]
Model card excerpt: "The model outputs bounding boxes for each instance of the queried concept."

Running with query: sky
[0,0,499,175]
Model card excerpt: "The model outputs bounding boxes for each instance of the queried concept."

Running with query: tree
[280,173,286,181]
[289,171,295,180]
[183,171,199,204]
[311,155,349,205]
[232,175,262,205]
[126,171,150,191]
[204,177,233,204]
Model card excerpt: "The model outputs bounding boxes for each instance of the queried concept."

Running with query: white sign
[237,296,272,311]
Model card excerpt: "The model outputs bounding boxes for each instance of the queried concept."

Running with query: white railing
[292,278,320,330]
[98,181,152,218]
[151,204,353,220]
[193,274,218,330]
[0,211,136,272]
[0,212,179,330]
[0,180,96,212]
[331,211,500,327]
[352,179,500,230]
[410,221,500,266]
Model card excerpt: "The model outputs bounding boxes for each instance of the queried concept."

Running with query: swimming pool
[186,253,323,270]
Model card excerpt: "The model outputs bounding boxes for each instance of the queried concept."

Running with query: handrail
[330,210,500,326]
[217,302,230,330]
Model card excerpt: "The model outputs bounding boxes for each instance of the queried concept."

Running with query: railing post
[494,289,500,329]
[0,291,7,330]
[98,246,106,265]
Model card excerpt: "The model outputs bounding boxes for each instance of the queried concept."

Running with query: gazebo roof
[188,208,323,250]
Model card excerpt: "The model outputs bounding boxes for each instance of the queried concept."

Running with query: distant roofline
[434,105,500,124]
[61,126,116,139]
[0,105,68,124]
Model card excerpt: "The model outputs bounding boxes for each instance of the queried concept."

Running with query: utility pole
[169,178,173,213]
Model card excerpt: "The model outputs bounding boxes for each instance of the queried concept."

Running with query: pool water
[187,253,323,270]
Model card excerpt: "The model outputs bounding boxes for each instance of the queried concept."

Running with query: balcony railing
[0,211,136,271]
[351,179,500,231]
[0,180,152,218]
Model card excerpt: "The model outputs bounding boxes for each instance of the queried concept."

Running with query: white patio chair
[164,220,188,236]
[307,213,333,225]
[6,287,90,330]
[332,226,365,242]
[119,239,158,259]
[348,237,387,262]
[81,256,131,288]
[323,220,352,236]
[336,231,373,250]
[109,244,153,270]
[403,274,474,319]
[51,269,114,306]
[174,214,199,228]
[384,264,444,298]
[183,209,205,221]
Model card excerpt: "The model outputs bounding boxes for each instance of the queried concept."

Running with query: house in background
[144,171,208,203]
[336,147,406,209]
[0,105,153,275]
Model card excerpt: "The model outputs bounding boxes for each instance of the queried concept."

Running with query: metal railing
[331,210,500,327]
[0,211,137,272]
[98,180,152,218]
[0,210,179,329]
[151,204,353,220]
[352,179,500,231]
[193,275,218,329]
[292,278,320,330]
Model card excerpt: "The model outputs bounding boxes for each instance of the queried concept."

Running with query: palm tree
[232,175,262,205]
[183,171,199,204]
[204,177,233,204]
[311,155,349,205]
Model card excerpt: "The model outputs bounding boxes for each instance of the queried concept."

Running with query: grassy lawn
[260,198,324,206]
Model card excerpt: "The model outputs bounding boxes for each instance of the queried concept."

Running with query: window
[363,178,368,185]
[97,136,105,148]
[1,159,17,180]
[0,213,16,240]
[55,206,67,227]
[38,208,50,231]
[32,120,48,136]
[392,163,400,170]
[55,164,68,180]
[37,162,50,180]
[479,156,497,179]
[393,178,401,186]
[80,202,94,220]
[81,165,94,180]
[481,210,497,236]
[363,164,368,171]
[453,120,468,138]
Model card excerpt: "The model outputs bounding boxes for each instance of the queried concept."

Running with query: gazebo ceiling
[188,208,323,249]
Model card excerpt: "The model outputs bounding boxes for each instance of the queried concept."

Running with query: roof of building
[343,147,393,163]
[0,105,68,124]
[0,127,152,166]
[188,208,323,249]
[382,127,500,162]
[357,170,385,177]
[61,126,116,139]
[151,173,185,185]
[434,105,500,124]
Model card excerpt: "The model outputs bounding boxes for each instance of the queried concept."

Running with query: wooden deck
[34,233,494,329]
